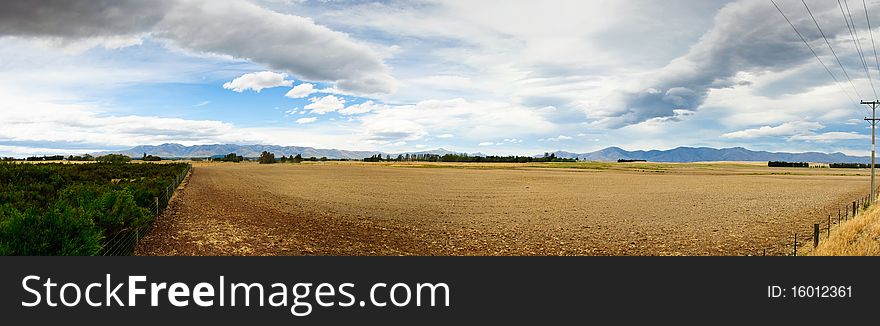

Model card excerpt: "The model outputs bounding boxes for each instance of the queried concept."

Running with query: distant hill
[549,146,870,163]
[104,143,870,163]
[104,143,466,160]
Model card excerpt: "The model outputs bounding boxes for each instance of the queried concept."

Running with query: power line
[838,1,865,76]
[864,0,880,93]
[803,0,863,100]
[842,0,878,99]
[772,0,859,105]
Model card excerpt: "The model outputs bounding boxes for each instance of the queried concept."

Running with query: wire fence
[99,163,192,256]
[759,186,879,256]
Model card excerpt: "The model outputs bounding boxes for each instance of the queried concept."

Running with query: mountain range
[105,143,871,163]
[546,146,871,163]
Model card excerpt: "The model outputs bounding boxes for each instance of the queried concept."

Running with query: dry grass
[812,201,880,256]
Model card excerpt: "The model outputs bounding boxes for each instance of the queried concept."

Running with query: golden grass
[812,202,880,256]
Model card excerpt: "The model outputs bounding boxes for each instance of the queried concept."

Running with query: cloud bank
[604,0,853,127]
[0,0,395,94]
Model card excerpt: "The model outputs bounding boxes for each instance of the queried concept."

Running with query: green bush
[0,205,103,256]
[58,185,152,237]
[0,162,188,255]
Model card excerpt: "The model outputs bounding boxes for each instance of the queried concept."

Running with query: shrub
[58,185,153,236]
[0,205,103,256]
[0,162,189,255]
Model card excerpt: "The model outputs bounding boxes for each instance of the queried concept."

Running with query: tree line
[364,152,576,163]
[769,161,873,168]
[3,154,151,162]
[768,161,809,168]
[829,163,872,168]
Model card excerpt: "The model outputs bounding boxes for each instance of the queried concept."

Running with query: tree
[293,154,303,163]
[142,153,161,161]
[222,153,243,162]
[67,154,94,161]
[259,151,276,164]
[96,154,131,164]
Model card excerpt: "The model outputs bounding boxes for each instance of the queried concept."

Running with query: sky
[2,0,880,157]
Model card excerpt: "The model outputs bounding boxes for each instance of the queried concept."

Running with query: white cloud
[0,88,242,150]
[436,134,455,139]
[339,100,386,115]
[539,135,573,142]
[0,144,100,157]
[304,95,346,114]
[314,87,355,96]
[789,132,869,142]
[503,138,523,143]
[356,98,556,147]
[285,83,316,98]
[363,119,427,144]
[223,71,292,92]
[722,121,824,139]
[478,142,494,146]
[159,0,396,94]
[295,117,317,124]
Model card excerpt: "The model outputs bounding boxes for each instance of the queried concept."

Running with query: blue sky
[0,0,878,157]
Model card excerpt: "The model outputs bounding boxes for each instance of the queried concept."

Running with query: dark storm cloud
[607,0,855,127]
[0,0,171,37]
[0,0,395,94]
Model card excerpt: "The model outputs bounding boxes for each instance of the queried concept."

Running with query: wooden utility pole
[863,100,879,204]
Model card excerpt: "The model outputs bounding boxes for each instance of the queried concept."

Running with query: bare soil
[135,162,870,256]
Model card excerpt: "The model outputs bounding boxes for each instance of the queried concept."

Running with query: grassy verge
[812,201,880,256]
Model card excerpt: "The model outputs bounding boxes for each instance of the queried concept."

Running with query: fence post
[793,233,797,256]
[154,197,159,216]
[827,215,831,239]
[813,224,819,248]
[853,201,857,217]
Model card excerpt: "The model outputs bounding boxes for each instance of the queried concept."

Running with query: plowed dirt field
[135,162,870,256]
